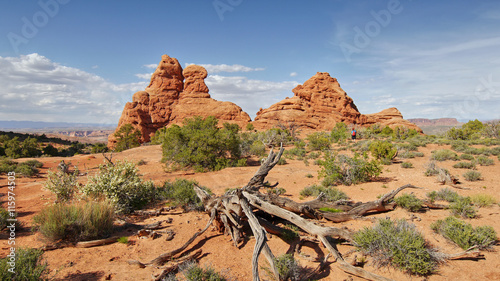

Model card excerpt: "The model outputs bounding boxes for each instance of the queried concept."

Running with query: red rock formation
[252,72,422,132]
[108,55,251,148]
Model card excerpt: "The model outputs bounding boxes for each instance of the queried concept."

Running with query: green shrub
[401,162,413,169]
[459,153,475,161]
[431,216,497,250]
[44,169,80,203]
[159,116,243,172]
[306,132,331,151]
[392,126,418,140]
[436,168,454,185]
[470,194,497,207]
[319,207,343,213]
[159,179,212,211]
[395,194,423,212]
[0,248,49,280]
[284,147,306,160]
[273,254,301,281]
[424,161,440,176]
[369,141,397,160]
[117,236,129,244]
[299,184,348,202]
[426,188,460,203]
[463,170,482,181]
[32,201,114,242]
[449,196,477,218]
[354,218,438,275]
[331,122,349,143]
[414,151,425,157]
[246,122,254,131]
[249,141,266,157]
[305,173,313,178]
[318,153,382,186]
[475,155,494,166]
[113,124,141,152]
[398,150,415,159]
[453,162,476,169]
[82,161,156,213]
[431,149,458,161]
[182,261,228,281]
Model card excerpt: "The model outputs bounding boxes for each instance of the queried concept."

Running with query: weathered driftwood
[152,249,202,281]
[76,236,121,248]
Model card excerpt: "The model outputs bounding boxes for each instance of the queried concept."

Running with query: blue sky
[1,0,499,125]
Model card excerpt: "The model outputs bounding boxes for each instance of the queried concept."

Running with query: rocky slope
[252,72,422,132]
[108,55,251,148]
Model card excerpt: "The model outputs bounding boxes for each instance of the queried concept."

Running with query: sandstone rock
[253,72,422,132]
[108,55,251,148]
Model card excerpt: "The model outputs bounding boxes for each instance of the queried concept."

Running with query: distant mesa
[408,118,462,127]
[108,56,421,148]
[252,72,422,132]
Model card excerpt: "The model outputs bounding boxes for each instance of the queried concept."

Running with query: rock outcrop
[108,55,251,148]
[252,72,422,132]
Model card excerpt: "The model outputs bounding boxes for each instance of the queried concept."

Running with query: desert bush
[283,147,306,160]
[159,116,244,172]
[113,124,141,152]
[44,168,80,203]
[32,201,114,242]
[246,122,254,131]
[460,153,475,160]
[396,142,418,152]
[273,254,301,281]
[414,151,425,157]
[318,153,381,186]
[0,158,41,177]
[182,261,228,281]
[470,194,497,207]
[424,161,440,176]
[426,188,460,203]
[305,173,313,178]
[330,122,349,143]
[369,141,397,160]
[401,162,413,169]
[159,179,212,211]
[436,168,454,184]
[475,155,494,166]
[398,150,415,159]
[395,194,423,212]
[431,149,458,161]
[354,218,438,275]
[0,248,49,281]
[463,170,482,181]
[82,161,156,213]
[392,126,419,140]
[449,196,477,218]
[299,184,348,202]
[452,161,476,169]
[431,216,497,250]
[306,132,331,151]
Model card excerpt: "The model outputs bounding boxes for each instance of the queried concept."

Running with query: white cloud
[143,63,157,69]
[205,75,299,118]
[135,73,152,80]
[185,63,265,73]
[290,72,298,77]
[0,53,147,125]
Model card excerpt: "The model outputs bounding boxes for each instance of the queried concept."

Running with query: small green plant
[470,194,497,207]
[395,194,423,212]
[280,224,300,242]
[305,173,313,178]
[431,149,458,161]
[475,155,494,166]
[354,218,438,275]
[431,216,497,250]
[32,201,115,242]
[426,188,460,203]
[318,153,382,186]
[246,122,255,131]
[463,170,482,181]
[319,207,342,213]
[182,261,228,281]
[117,236,129,244]
[401,162,413,169]
[460,153,475,161]
[44,168,80,203]
[452,162,476,169]
[306,132,331,151]
[424,161,440,176]
[82,161,156,214]
[369,141,397,160]
[0,248,49,281]
[273,254,301,281]
[449,196,477,218]
[159,179,212,211]
[299,184,348,202]
[414,151,425,157]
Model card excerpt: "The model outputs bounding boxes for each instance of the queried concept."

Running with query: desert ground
[1,142,499,281]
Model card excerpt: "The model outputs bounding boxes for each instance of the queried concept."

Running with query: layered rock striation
[108,55,251,148]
